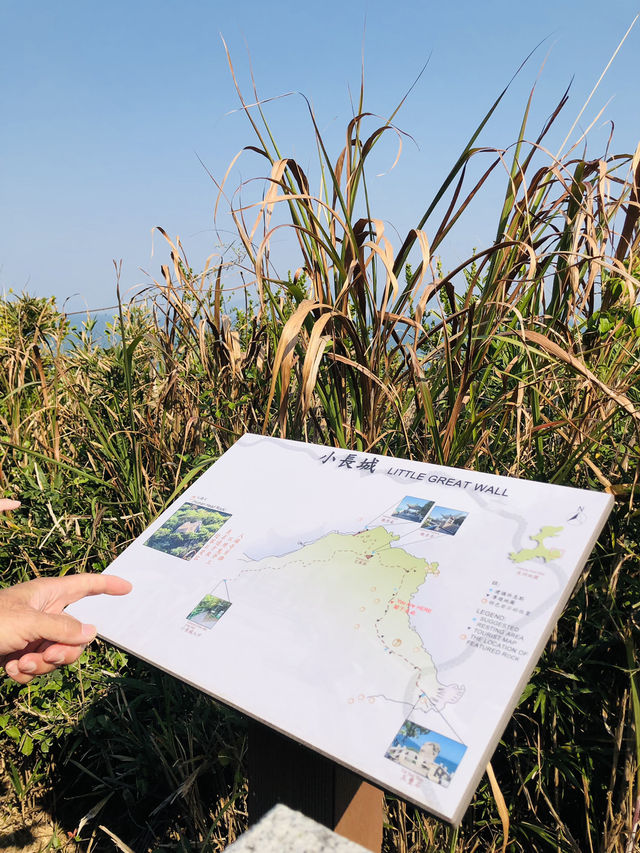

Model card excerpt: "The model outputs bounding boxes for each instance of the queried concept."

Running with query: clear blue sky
[1,1,639,313]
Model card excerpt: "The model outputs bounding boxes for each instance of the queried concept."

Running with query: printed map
[217,527,460,712]
[67,434,613,824]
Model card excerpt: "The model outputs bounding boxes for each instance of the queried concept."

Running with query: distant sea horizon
[63,309,116,346]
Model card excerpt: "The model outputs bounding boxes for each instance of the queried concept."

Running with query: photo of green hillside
[187,594,232,628]
[145,503,231,560]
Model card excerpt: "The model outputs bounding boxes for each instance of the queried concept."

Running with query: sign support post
[247,720,384,852]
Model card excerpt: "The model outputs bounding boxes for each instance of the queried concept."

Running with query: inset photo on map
[145,502,231,560]
[392,496,435,523]
[385,719,467,787]
[187,594,232,629]
[420,505,467,536]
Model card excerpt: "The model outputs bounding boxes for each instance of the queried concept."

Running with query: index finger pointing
[40,574,133,608]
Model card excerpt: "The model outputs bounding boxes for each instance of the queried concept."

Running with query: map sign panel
[67,434,613,824]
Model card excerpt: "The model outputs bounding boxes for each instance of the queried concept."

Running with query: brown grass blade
[486,761,510,853]
[519,329,640,425]
[262,299,319,436]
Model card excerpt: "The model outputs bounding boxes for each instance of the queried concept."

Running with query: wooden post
[247,720,384,852]
[333,767,384,852]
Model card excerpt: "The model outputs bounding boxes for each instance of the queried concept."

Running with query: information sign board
[68,435,613,823]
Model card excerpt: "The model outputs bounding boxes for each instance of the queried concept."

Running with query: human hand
[0,575,132,684]
[1,496,132,683]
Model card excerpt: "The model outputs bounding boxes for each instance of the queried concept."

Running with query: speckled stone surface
[226,804,369,852]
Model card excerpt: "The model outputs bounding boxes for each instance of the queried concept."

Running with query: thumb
[24,610,96,647]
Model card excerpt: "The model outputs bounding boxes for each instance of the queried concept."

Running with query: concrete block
[226,804,370,852]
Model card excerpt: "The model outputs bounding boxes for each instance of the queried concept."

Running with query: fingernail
[50,657,65,666]
[5,661,18,677]
[20,661,36,673]
[81,623,97,641]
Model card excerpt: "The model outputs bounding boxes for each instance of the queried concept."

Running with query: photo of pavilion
[420,505,468,536]
[392,496,435,523]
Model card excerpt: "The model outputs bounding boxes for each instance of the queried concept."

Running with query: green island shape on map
[249,526,463,710]
[509,525,564,564]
